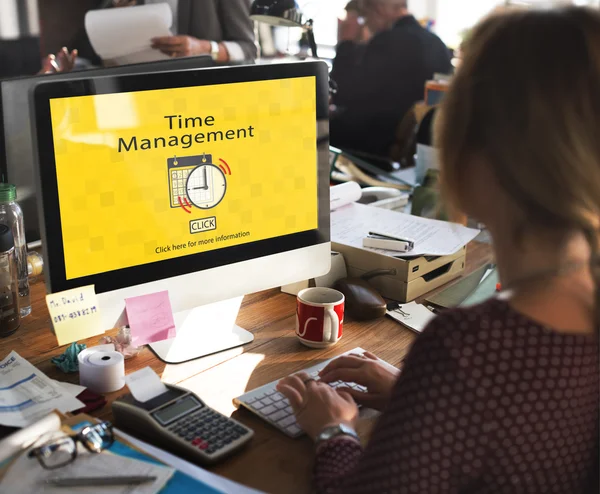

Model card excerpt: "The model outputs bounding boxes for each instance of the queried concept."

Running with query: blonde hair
[436,7,600,315]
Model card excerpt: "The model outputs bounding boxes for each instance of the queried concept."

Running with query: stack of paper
[0,351,85,428]
[331,202,480,258]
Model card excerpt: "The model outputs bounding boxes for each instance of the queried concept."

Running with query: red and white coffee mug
[295,287,344,348]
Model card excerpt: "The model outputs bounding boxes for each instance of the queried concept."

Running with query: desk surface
[3,241,492,494]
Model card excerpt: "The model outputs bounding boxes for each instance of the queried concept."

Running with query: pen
[46,475,157,487]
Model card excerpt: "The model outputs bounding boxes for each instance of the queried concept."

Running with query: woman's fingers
[319,367,365,385]
[277,384,304,410]
[319,355,366,378]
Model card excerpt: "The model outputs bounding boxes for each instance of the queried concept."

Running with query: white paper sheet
[386,302,436,333]
[331,203,480,257]
[0,351,85,428]
[125,367,168,403]
[85,3,172,64]
[2,446,174,494]
[54,380,86,397]
[330,181,362,211]
[117,429,265,494]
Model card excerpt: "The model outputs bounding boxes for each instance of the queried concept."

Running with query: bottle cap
[0,224,14,252]
[0,184,16,203]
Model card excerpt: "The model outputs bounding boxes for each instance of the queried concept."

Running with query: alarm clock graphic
[185,155,227,210]
[168,154,228,211]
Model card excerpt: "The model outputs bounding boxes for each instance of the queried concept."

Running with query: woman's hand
[151,36,210,58]
[277,372,359,441]
[319,352,400,411]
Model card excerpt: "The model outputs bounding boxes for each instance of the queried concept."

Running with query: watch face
[185,163,227,209]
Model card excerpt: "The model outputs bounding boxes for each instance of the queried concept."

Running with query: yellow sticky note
[46,285,105,346]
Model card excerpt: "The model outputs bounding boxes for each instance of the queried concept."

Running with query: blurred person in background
[76,0,256,66]
[330,0,451,158]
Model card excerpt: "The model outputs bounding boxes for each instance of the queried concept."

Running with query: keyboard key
[261,405,277,416]
[246,396,258,404]
[260,397,274,406]
[274,401,288,410]
[271,392,285,401]
[270,410,289,422]
[265,388,277,396]
[252,401,265,411]
[287,424,302,435]
[279,415,296,427]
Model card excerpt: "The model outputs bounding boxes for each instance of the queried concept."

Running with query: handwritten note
[125,291,176,346]
[46,285,105,346]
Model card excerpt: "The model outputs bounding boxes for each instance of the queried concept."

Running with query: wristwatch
[210,41,220,60]
[315,423,359,445]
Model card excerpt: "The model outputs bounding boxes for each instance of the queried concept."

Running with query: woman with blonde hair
[278,6,599,493]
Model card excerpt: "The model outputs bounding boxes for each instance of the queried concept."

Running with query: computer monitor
[0,56,217,244]
[32,61,331,363]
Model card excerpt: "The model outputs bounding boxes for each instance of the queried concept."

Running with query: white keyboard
[233,347,389,438]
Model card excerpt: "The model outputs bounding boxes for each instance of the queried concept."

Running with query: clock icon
[185,163,227,209]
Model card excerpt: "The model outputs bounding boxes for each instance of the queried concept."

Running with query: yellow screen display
[50,77,318,280]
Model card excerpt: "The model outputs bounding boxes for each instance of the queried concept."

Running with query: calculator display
[153,396,202,425]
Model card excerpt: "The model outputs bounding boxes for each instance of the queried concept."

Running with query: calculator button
[199,442,209,450]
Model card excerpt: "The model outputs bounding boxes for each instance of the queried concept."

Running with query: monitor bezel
[32,61,330,295]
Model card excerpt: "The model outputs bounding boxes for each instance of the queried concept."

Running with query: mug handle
[325,307,339,343]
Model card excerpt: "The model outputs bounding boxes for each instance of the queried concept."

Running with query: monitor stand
[148,297,254,364]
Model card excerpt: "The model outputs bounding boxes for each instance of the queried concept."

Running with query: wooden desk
[3,241,492,494]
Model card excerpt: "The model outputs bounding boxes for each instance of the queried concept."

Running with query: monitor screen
[33,62,330,294]
[49,77,318,281]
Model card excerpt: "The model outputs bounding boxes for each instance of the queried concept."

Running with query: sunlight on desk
[172,352,266,416]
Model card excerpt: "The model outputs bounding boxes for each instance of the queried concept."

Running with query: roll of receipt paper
[78,344,125,393]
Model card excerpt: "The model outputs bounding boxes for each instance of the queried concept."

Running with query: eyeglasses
[27,422,114,470]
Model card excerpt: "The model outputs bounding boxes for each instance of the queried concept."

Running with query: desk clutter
[0,411,259,493]
[0,351,258,492]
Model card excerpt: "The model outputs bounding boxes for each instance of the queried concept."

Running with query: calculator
[112,383,253,465]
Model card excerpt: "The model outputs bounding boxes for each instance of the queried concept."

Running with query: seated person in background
[76,0,256,66]
[330,0,451,158]
[279,7,599,493]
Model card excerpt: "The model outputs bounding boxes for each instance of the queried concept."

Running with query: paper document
[126,291,176,346]
[0,352,84,428]
[125,367,168,403]
[53,380,86,397]
[330,181,362,211]
[46,285,105,346]
[85,3,173,65]
[117,429,265,494]
[2,447,174,494]
[331,203,479,257]
[387,302,436,333]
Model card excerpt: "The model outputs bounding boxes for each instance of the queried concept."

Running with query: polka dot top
[314,298,599,494]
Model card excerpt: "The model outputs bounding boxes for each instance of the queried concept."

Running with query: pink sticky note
[125,291,176,346]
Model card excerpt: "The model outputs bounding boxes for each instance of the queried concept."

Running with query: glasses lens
[35,437,76,469]
[80,422,114,453]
